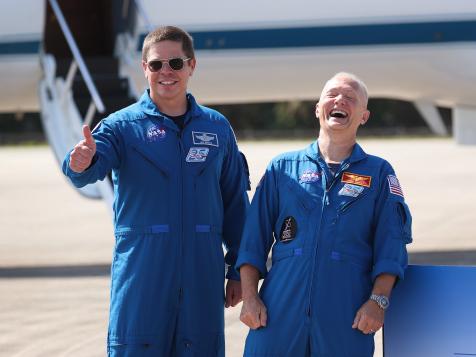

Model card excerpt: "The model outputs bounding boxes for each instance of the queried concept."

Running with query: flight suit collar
[138,90,203,131]
[305,140,368,165]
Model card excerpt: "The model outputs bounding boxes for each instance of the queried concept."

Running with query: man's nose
[334,94,345,104]
[160,62,174,73]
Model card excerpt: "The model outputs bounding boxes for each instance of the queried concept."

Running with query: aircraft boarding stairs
[39,0,138,208]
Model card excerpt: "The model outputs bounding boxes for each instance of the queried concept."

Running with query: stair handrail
[48,0,106,117]
[133,0,154,32]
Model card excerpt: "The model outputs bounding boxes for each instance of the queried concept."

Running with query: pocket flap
[132,145,170,177]
[115,225,170,236]
[286,180,318,210]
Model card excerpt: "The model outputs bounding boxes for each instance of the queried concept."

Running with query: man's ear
[361,110,370,125]
[315,102,320,118]
[142,61,148,79]
[188,58,197,76]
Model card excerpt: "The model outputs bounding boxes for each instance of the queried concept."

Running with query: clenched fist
[69,125,97,173]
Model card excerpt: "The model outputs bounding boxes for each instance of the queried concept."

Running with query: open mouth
[159,80,178,86]
[329,109,348,119]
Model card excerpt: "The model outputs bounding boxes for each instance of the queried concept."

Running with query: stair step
[56,56,119,78]
[72,77,130,98]
[75,95,136,123]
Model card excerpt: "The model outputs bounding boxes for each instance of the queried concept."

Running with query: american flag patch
[387,175,404,197]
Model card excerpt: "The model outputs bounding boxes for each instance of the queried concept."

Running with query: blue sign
[384,265,476,357]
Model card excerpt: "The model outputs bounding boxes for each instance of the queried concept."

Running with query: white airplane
[1,0,476,200]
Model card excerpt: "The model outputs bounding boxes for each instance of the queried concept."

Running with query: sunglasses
[146,57,191,72]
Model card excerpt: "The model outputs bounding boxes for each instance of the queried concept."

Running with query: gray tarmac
[1,138,476,356]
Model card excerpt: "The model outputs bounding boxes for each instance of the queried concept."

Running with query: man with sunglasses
[236,73,412,356]
[63,26,249,356]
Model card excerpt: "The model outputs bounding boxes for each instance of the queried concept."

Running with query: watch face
[371,294,390,309]
[380,297,389,308]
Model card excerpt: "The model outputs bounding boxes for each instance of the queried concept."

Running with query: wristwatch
[369,294,390,310]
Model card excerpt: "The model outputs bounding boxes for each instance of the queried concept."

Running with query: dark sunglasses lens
[148,61,163,72]
[169,58,184,70]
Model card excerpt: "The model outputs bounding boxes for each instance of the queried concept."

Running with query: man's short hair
[142,26,195,62]
[326,72,369,106]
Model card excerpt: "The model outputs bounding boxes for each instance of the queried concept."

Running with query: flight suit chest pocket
[331,188,374,266]
[130,145,170,177]
[337,186,372,214]
[284,179,320,211]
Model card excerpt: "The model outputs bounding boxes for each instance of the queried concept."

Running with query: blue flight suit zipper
[306,161,350,317]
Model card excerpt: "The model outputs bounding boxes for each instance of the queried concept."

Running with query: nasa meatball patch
[300,169,320,183]
[147,125,166,142]
[279,216,297,243]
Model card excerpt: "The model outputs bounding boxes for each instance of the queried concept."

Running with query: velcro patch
[300,169,320,183]
[387,175,404,197]
[338,183,364,197]
[186,147,209,162]
[192,131,219,147]
[341,172,372,187]
[279,216,297,243]
[147,125,166,142]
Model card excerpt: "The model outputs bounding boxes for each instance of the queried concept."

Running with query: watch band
[369,294,390,310]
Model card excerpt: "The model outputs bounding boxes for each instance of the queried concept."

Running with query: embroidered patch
[341,172,372,187]
[338,183,364,197]
[300,169,320,183]
[186,147,209,162]
[279,216,297,243]
[387,175,404,197]
[146,125,166,142]
[192,131,219,147]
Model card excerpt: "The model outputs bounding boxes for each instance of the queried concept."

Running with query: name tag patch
[147,125,166,142]
[192,131,219,147]
[341,172,372,187]
[186,147,209,162]
[338,183,364,197]
[300,169,320,183]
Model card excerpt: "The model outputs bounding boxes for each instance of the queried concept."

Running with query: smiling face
[142,40,196,110]
[316,75,370,138]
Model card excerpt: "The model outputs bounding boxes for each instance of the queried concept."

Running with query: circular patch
[147,125,166,142]
[279,216,297,243]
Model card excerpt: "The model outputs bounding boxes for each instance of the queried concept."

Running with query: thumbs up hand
[69,125,97,173]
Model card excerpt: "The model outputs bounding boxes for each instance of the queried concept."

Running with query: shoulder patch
[387,175,404,197]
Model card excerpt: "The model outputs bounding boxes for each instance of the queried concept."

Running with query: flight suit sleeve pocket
[395,202,412,243]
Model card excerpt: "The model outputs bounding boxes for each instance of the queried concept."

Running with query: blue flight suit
[236,141,412,357]
[63,91,249,356]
